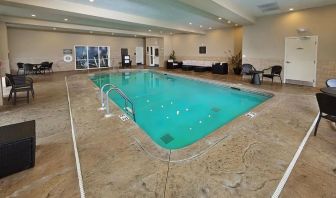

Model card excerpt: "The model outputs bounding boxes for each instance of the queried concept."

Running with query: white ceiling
[234,0,336,17]
[0,0,335,37]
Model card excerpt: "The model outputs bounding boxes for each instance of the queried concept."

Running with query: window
[75,45,110,70]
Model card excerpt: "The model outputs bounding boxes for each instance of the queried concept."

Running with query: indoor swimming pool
[91,71,271,149]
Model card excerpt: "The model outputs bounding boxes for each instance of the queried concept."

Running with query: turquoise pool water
[91,71,270,149]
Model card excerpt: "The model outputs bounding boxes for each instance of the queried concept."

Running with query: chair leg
[8,89,13,101]
[31,87,35,98]
[13,91,16,105]
[279,76,283,85]
[314,115,322,136]
[272,77,274,84]
[27,91,30,103]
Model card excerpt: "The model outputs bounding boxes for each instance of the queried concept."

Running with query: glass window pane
[75,46,88,70]
[88,47,99,69]
[99,47,109,68]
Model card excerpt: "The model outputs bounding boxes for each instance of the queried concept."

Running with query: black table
[320,87,336,96]
[251,71,263,85]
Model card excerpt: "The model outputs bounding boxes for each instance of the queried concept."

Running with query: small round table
[251,71,263,85]
[320,87,336,96]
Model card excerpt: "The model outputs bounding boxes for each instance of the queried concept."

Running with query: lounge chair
[23,63,36,75]
[326,79,336,87]
[262,65,282,84]
[314,93,336,136]
[241,64,256,79]
[0,120,36,178]
[39,61,49,74]
[5,73,34,105]
[212,63,228,74]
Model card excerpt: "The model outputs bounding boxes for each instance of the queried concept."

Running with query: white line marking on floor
[272,113,320,198]
[65,77,86,198]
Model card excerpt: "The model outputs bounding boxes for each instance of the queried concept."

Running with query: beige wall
[0,22,10,105]
[8,28,145,72]
[234,27,243,54]
[242,5,336,87]
[170,28,236,63]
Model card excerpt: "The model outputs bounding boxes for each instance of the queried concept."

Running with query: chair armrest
[262,67,272,72]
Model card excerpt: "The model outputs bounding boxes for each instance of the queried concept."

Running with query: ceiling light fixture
[289,8,294,11]
[227,20,231,24]
[148,29,152,32]
[31,14,36,17]
[53,27,57,30]
[208,27,212,30]
[189,22,192,25]
[64,18,68,21]
[89,0,95,2]
[218,17,222,20]
[200,25,203,28]
[235,24,239,26]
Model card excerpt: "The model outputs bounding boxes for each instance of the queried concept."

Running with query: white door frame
[284,36,318,87]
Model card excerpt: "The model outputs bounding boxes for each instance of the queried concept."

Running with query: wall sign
[63,49,73,63]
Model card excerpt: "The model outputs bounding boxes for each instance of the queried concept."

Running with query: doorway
[135,47,144,65]
[147,46,159,67]
[284,36,318,87]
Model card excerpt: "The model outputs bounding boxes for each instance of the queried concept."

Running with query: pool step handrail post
[99,84,116,111]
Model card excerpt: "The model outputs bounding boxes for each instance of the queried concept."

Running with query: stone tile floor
[0,68,335,198]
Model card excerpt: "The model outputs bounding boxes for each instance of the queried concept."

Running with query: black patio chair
[5,73,34,105]
[262,65,283,84]
[241,64,256,79]
[23,63,35,75]
[326,79,336,87]
[314,93,336,136]
[17,62,24,75]
[39,61,50,74]
[46,62,53,73]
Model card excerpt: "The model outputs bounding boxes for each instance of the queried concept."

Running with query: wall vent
[257,2,280,12]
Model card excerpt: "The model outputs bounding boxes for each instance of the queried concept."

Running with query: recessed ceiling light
[200,25,203,28]
[64,18,68,21]
[235,24,239,26]
[218,17,222,20]
[53,27,57,30]
[31,14,36,17]
[134,35,137,37]
[289,8,294,11]
[227,20,231,24]
[148,29,152,32]
[189,22,192,25]
[89,0,94,2]
[208,27,212,30]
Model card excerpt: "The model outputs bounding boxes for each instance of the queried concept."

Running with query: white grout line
[272,113,320,198]
[65,76,86,198]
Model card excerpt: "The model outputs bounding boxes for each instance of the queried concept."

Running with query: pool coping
[82,68,279,162]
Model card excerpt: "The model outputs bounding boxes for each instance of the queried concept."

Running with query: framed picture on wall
[199,46,206,54]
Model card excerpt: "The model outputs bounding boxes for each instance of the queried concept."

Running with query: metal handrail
[98,84,116,110]
[105,87,136,121]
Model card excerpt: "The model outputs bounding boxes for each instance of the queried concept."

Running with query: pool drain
[160,134,174,144]
[211,107,221,112]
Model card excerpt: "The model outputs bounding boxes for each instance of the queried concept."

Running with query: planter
[233,67,242,75]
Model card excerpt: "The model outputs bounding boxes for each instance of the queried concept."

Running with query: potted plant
[169,50,176,61]
[229,51,242,75]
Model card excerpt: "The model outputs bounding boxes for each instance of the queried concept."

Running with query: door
[136,47,144,65]
[148,46,158,67]
[284,36,318,87]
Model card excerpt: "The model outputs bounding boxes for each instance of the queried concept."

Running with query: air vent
[257,2,280,12]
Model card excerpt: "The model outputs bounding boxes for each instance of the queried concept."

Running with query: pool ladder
[99,84,136,122]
